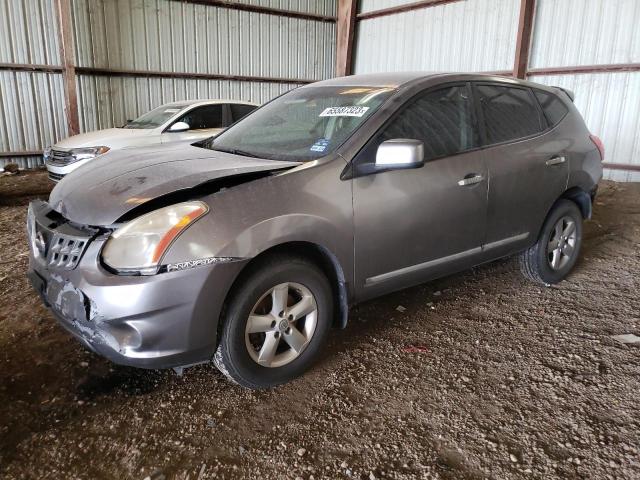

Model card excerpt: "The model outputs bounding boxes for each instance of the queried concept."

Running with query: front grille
[47,149,74,166]
[48,171,65,182]
[29,203,95,271]
[46,233,88,269]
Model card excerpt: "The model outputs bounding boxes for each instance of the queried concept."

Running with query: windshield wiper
[212,147,262,159]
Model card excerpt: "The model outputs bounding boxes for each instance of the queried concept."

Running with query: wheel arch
[221,241,350,333]
[560,186,592,220]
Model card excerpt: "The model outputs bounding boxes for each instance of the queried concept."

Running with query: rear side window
[533,90,569,127]
[476,85,544,145]
[177,105,224,130]
[230,103,257,122]
[379,85,478,161]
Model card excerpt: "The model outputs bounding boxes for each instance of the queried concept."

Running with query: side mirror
[168,121,190,133]
[375,139,424,169]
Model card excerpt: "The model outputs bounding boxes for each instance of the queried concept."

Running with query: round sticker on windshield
[319,106,369,117]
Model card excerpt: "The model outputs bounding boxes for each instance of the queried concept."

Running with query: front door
[352,84,488,300]
[163,104,228,143]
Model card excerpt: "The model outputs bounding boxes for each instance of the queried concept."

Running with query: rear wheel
[519,199,583,285]
[213,255,333,389]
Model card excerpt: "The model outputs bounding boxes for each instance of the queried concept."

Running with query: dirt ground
[0,170,638,480]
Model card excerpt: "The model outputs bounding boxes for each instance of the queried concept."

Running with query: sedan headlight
[67,146,110,163]
[45,146,110,165]
[102,201,209,275]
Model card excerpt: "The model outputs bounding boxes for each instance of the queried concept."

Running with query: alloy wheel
[245,282,318,368]
[547,215,577,270]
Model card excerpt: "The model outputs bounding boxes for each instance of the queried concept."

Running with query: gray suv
[27,73,603,388]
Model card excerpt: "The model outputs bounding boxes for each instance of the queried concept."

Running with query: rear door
[474,83,569,257]
[352,83,488,300]
[229,103,258,123]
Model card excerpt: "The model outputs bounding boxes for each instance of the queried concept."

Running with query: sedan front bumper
[27,201,247,369]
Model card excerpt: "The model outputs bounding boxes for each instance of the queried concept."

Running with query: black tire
[213,254,333,389]
[519,199,583,285]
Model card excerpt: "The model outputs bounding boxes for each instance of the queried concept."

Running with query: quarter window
[476,85,544,144]
[177,105,224,130]
[378,85,478,161]
[534,90,569,127]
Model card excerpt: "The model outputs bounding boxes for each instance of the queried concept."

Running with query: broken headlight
[102,201,209,275]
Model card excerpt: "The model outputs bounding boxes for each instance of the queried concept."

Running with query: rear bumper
[27,203,248,369]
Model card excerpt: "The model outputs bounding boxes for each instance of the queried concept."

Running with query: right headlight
[102,201,209,275]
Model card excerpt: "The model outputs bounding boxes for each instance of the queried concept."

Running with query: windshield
[122,103,190,129]
[206,86,394,161]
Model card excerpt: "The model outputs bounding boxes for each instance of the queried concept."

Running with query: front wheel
[213,255,333,389]
[519,199,583,285]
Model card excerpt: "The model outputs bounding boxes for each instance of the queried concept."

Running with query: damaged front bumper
[27,201,247,369]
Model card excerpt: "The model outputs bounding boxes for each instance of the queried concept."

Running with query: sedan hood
[49,143,301,226]
[53,128,153,149]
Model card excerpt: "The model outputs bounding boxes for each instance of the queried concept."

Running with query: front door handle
[546,155,566,166]
[458,174,484,186]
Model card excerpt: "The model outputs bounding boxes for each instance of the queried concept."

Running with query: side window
[378,85,478,161]
[230,103,257,122]
[177,105,224,130]
[476,85,544,145]
[533,89,569,127]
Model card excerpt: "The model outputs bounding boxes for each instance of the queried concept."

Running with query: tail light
[590,134,605,161]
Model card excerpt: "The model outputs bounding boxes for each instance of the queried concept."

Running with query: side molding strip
[364,232,529,287]
[483,232,530,250]
[365,246,482,286]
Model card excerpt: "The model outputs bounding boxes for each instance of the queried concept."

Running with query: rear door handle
[546,156,566,166]
[457,174,484,186]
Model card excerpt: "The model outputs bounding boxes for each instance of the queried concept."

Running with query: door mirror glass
[375,139,424,169]
[168,121,190,132]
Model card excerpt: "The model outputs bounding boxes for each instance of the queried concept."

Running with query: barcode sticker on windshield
[319,106,369,117]
[164,108,181,113]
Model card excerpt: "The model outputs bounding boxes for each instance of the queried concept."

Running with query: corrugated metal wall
[0,0,67,169]
[71,0,335,131]
[71,0,335,79]
[529,72,640,182]
[529,0,640,180]
[358,0,415,14]
[352,0,640,181]
[76,75,302,131]
[0,0,337,170]
[354,0,520,74]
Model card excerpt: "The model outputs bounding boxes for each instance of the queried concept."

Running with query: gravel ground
[0,171,639,480]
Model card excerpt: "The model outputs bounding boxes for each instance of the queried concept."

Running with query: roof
[306,72,442,88]
[305,72,547,90]
[161,99,259,107]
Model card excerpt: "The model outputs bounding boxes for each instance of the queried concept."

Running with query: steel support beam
[602,163,640,172]
[173,0,336,22]
[336,0,358,77]
[75,67,312,85]
[55,0,80,136]
[0,151,43,158]
[356,0,463,21]
[528,63,640,76]
[513,0,536,79]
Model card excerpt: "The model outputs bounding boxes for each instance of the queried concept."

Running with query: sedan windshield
[206,86,394,161]
[122,103,190,129]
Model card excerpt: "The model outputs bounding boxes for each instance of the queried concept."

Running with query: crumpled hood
[49,142,301,226]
